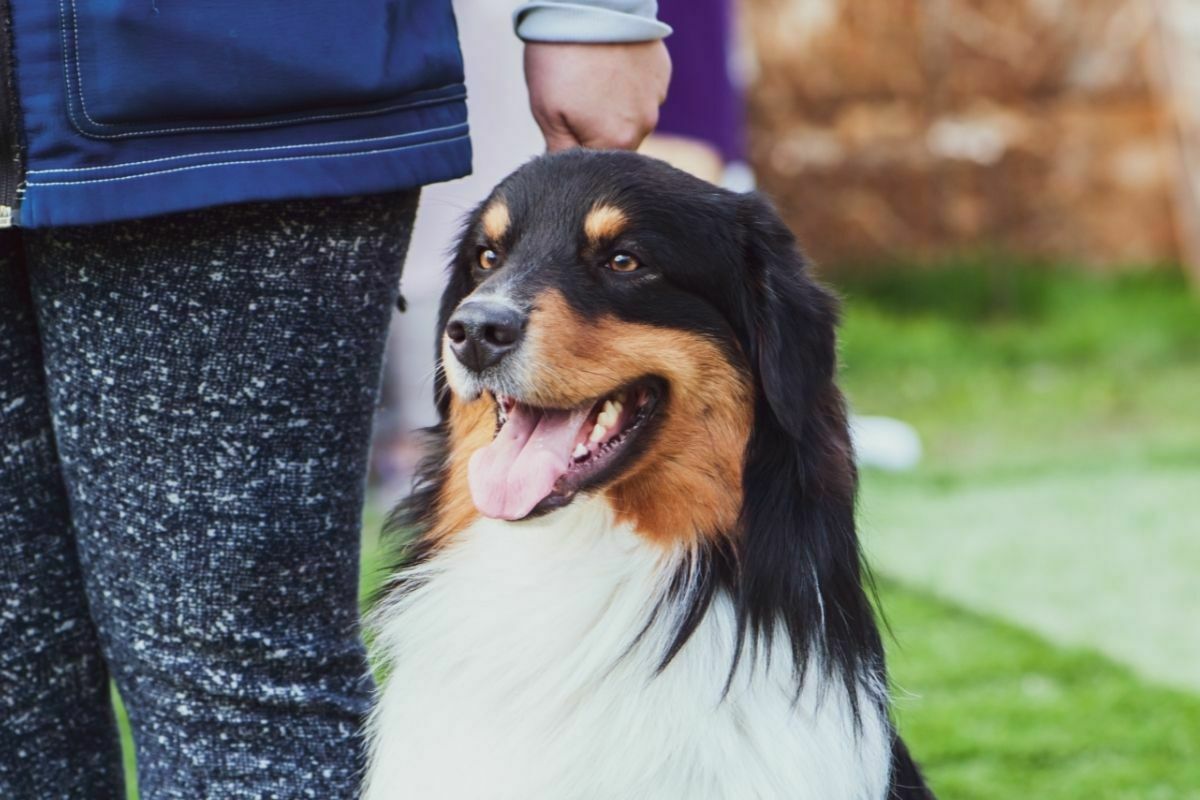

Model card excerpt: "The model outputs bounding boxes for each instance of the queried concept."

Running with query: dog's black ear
[738,192,840,442]
[729,193,885,711]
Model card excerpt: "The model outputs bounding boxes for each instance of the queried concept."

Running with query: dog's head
[432,149,851,546]
[410,150,881,699]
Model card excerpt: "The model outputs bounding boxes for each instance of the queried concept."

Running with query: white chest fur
[364,499,891,800]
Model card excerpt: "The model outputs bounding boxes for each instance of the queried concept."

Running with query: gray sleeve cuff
[514,1,672,43]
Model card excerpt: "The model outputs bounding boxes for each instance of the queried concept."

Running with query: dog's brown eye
[607,253,641,273]
[478,248,500,271]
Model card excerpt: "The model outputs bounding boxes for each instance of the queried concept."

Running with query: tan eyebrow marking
[584,204,628,244]
[481,201,510,241]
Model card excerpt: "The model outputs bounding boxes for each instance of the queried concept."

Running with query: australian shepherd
[363,150,935,800]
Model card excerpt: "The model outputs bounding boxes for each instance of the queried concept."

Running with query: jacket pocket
[62,0,464,137]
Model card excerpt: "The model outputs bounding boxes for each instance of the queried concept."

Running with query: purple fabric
[656,0,744,162]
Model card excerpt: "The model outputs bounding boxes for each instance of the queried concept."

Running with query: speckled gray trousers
[0,191,418,799]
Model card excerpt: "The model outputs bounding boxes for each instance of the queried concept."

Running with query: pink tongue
[468,405,592,520]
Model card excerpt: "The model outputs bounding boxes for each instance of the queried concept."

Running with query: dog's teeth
[596,405,616,428]
[572,443,589,460]
[600,399,623,427]
[589,423,607,443]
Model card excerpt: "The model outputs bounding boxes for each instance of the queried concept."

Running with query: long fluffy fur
[366,499,891,800]
[364,150,934,800]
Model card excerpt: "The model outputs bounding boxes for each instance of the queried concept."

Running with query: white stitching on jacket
[26,133,471,187]
[28,122,469,175]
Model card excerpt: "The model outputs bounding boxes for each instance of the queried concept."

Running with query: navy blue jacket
[2,0,471,228]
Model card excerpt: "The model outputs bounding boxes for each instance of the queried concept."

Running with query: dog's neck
[366,496,891,799]
[377,499,686,688]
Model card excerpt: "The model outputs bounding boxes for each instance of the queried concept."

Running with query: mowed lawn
[839,262,1200,798]
[118,263,1200,799]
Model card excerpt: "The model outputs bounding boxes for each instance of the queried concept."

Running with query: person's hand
[524,41,671,152]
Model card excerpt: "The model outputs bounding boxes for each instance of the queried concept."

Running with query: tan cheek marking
[584,204,628,245]
[525,291,753,547]
[481,201,510,242]
[430,394,494,543]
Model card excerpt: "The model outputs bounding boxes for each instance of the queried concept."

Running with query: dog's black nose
[446,300,525,372]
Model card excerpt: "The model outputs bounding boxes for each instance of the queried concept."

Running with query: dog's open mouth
[467,379,662,521]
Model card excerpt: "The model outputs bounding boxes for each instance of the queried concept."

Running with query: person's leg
[0,231,125,799]
[25,191,418,799]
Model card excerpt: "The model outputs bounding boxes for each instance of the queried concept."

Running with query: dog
[363,150,935,800]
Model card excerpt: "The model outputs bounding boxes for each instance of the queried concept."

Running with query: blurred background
[363,1,1200,797]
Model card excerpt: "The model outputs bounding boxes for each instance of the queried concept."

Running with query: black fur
[387,149,935,798]
[658,190,886,720]
[889,734,938,799]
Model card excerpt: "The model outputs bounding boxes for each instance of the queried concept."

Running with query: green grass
[881,579,1200,800]
[115,260,1200,798]
[859,464,1200,692]
[114,689,137,800]
[835,260,1200,797]
[835,261,1200,476]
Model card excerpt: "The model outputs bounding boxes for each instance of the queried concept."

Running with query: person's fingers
[541,115,582,152]
[524,41,670,153]
[543,134,577,152]
[573,107,656,151]
[528,86,580,152]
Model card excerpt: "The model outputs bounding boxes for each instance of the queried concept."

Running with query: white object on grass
[850,415,923,472]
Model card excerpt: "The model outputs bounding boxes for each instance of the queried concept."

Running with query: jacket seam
[27,121,469,175]
[58,0,464,140]
[25,132,471,187]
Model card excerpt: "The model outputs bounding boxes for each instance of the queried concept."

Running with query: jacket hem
[19,129,472,228]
